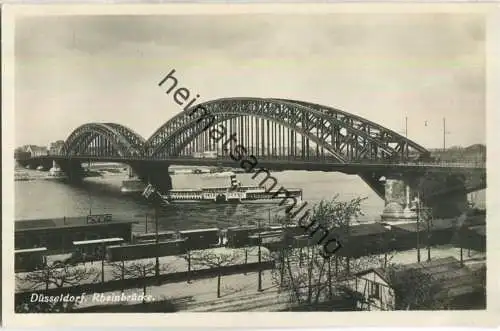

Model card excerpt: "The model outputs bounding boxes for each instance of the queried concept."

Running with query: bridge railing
[174,155,486,168]
[31,153,486,168]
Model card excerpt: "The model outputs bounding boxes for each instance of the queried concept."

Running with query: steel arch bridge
[144,97,429,159]
[61,123,146,158]
[61,98,431,162]
[58,98,433,197]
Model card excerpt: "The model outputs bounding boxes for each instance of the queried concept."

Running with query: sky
[15,13,485,149]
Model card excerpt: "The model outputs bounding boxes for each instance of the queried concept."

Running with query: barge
[162,174,302,204]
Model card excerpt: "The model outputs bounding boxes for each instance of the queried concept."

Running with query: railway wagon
[249,231,285,251]
[179,228,220,250]
[226,226,259,248]
[281,225,307,243]
[15,247,47,272]
[290,235,316,249]
[71,237,125,262]
[266,225,306,238]
[132,231,177,244]
[106,238,187,262]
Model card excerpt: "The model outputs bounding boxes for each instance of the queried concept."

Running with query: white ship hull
[162,191,302,205]
[143,173,303,205]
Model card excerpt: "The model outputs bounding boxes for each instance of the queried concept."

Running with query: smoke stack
[230,175,239,188]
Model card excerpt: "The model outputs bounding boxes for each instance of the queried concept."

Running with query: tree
[189,249,238,298]
[16,262,100,292]
[271,196,382,309]
[110,260,164,303]
[182,250,193,283]
[386,265,446,310]
[15,262,100,313]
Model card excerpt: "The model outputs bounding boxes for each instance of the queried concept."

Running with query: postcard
[2,2,499,328]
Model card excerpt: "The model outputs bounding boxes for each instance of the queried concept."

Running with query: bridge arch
[61,123,145,157]
[146,97,429,161]
[145,98,431,198]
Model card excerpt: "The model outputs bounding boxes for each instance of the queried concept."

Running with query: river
[15,166,486,233]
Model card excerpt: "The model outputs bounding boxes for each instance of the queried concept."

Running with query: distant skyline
[15,14,485,149]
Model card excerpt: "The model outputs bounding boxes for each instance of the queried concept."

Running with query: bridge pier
[380,173,470,224]
[419,173,470,219]
[130,161,172,194]
[127,166,137,179]
[380,176,417,224]
[58,159,85,182]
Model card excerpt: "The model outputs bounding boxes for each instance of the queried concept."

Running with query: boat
[48,167,66,177]
[203,171,236,178]
[161,174,303,204]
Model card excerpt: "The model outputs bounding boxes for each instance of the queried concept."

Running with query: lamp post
[442,117,451,151]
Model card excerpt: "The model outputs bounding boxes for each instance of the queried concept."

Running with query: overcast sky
[15,13,485,148]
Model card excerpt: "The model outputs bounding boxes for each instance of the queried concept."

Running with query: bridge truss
[145,97,430,161]
[58,98,432,197]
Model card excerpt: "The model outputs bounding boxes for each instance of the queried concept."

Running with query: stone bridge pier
[381,172,470,224]
[129,161,173,194]
[58,159,86,182]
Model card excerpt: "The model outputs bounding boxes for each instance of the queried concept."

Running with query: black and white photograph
[2,3,498,327]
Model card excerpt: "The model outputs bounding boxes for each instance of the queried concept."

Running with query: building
[388,214,486,251]
[350,267,396,311]
[15,215,138,251]
[48,140,65,155]
[350,257,486,311]
[331,223,394,258]
[25,145,48,157]
[14,149,31,161]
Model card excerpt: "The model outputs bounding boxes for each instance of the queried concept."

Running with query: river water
[15,167,486,233]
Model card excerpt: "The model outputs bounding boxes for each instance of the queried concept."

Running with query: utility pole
[258,217,263,292]
[413,193,433,263]
[405,116,408,138]
[101,242,105,284]
[405,116,409,158]
[425,208,432,262]
[415,194,421,263]
[87,159,92,216]
[144,175,160,279]
[443,117,447,151]
[154,199,160,278]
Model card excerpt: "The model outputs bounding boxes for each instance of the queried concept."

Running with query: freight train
[15,247,47,272]
[15,213,486,273]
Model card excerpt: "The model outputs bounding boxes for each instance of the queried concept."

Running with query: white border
[2,3,500,328]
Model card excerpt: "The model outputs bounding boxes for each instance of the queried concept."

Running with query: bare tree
[15,262,100,313]
[16,262,100,292]
[190,250,239,298]
[110,260,165,302]
[271,196,381,309]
